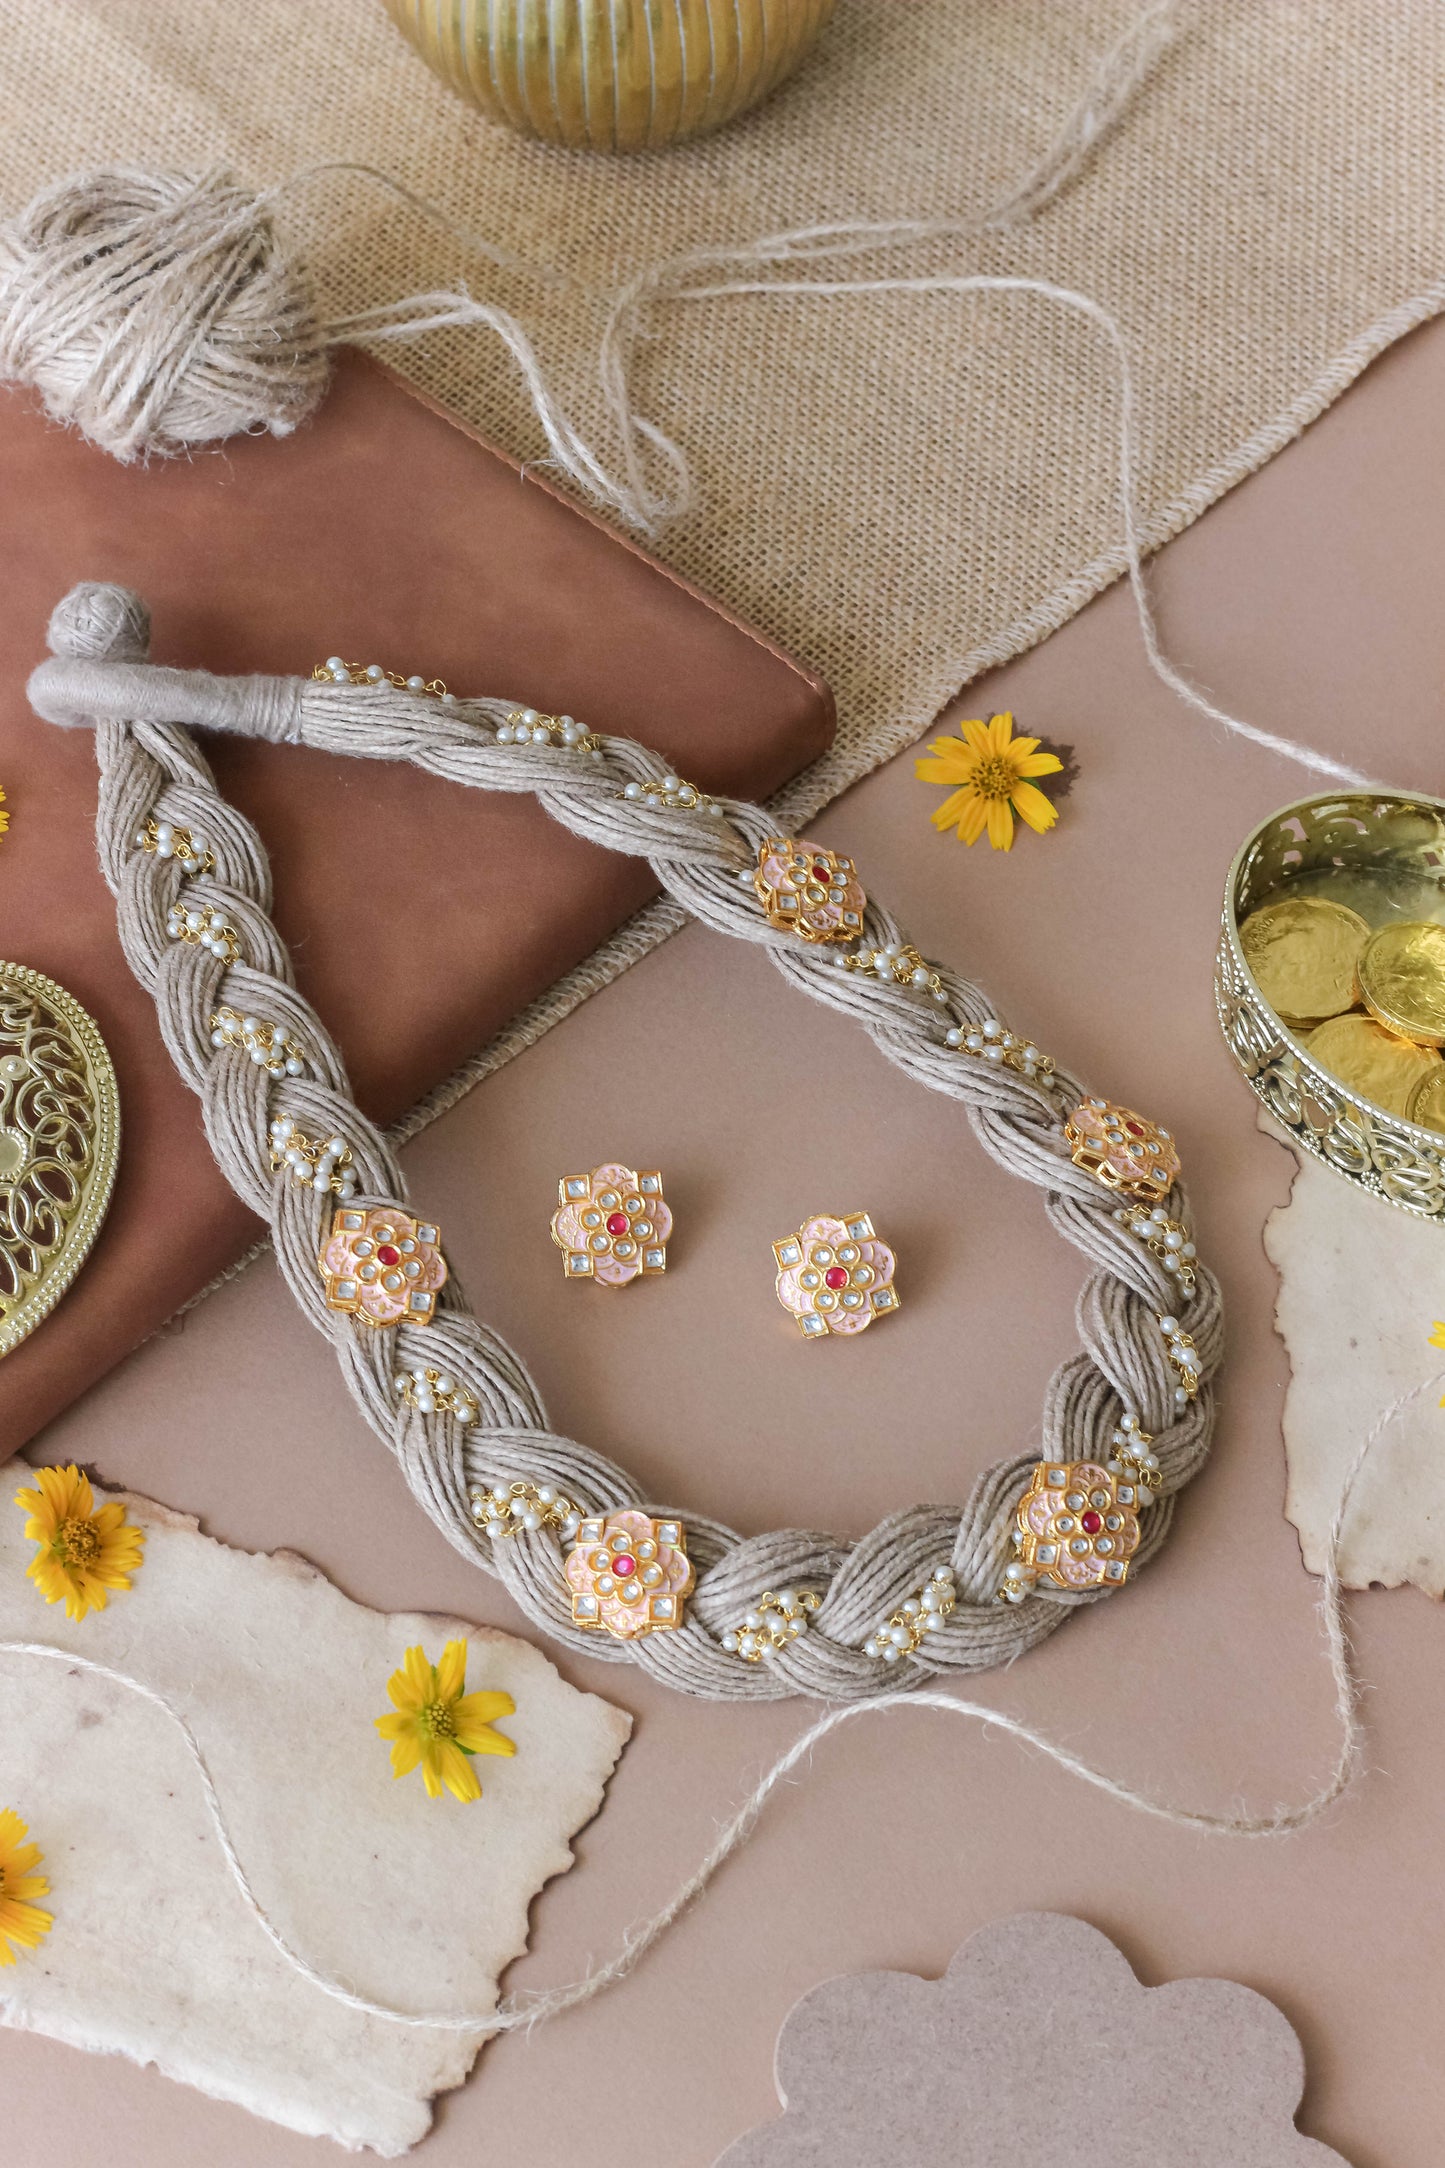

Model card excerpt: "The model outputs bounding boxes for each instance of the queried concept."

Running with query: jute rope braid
[29,580,1222,1703]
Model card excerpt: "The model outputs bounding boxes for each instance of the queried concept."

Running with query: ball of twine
[0,167,330,462]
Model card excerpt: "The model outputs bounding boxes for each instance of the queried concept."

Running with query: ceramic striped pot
[381,0,836,151]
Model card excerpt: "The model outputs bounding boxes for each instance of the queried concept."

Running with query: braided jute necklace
[29,581,1221,1704]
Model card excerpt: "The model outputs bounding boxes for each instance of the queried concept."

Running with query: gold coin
[1238,893,1370,1024]
[1407,1068,1445,1134]
[1356,920,1445,1046]
[1308,1013,1441,1117]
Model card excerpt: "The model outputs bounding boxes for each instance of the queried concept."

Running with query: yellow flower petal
[420,1741,445,1799]
[958,791,990,846]
[453,1717,516,1759]
[0,1811,52,1964]
[960,717,993,758]
[928,786,975,835]
[914,745,974,785]
[986,712,1015,753]
[436,1739,483,1804]
[401,1645,434,1703]
[389,1731,422,1780]
[1016,750,1063,778]
[986,798,1015,850]
[434,1639,468,1704]
[452,1689,515,1726]
[1011,780,1059,835]
[385,1664,422,1714]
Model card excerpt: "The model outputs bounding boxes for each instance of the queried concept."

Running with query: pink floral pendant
[772,1212,899,1338]
[565,1510,694,1637]
[1012,1459,1143,1590]
[754,839,867,944]
[551,1165,671,1284]
[1064,1098,1180,1205]
[319,1206,448,1327]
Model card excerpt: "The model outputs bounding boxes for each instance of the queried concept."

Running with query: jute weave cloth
[1,0,1442,1097]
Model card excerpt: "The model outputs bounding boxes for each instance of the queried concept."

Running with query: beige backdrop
[1,1,1443,1081]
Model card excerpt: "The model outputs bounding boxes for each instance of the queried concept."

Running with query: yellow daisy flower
[14,1464,145,1622]
[0,786,9,840]
[915,711,1063,851]
[375,1639,516,1803]
[0,1808,52,1966]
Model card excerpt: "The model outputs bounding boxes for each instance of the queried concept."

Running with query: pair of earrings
[549,1165,901,1339]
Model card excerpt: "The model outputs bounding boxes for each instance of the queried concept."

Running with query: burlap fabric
[2,0,1442,1107]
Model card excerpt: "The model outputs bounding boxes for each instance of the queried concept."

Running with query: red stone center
[824,1266,849,1289]
[612,1554,637,1579]
[1126,1120,1145,1137]
[376,1244,401,1267]
[606,1211,630,1237]
[1081,1510,1103,1534]
[813,863,831,884]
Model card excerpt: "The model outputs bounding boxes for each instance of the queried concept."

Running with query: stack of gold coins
[1239,896,1445,1128]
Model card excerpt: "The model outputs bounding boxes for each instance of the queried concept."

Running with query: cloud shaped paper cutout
[718,1912,1349,2167]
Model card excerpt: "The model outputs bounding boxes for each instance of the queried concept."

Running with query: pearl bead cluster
[620,772,726,816]
[469,1479,582,1543]
[165,901,240,964]
[1106,1413,1163,1491]
[210,1004,307,1079]
[1159,1314,1201,1404]
[394,1363,478,1425]
[942,1014,1054,1084]
[495,707,603,756]
[862,1564,956,1660]
[315,657,455,704]
[721,1588,821,1661]
[135,816,213,872]
[1115,1202,1197,1292]
[268,1118,359,1201]
[835,940,952,1010]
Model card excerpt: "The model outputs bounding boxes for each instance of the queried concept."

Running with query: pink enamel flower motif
[319,1205,448,1327]
[1064,1097,1180,1205]
[754,838,866,945]
[1015,1460,1142,1590]
[565,1510,694,1638]
[551,1164,671,1285]
[772,1212,899,1339]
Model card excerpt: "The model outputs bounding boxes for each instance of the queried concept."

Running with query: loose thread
[0,1372,1422,2037]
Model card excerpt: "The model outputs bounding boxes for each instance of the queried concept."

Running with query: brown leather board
[0,347,834,1455]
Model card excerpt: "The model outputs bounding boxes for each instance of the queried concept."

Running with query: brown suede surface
[0,349,833,1452]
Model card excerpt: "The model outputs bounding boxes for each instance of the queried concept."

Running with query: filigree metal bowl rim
[1216,789,1445,1221]
[0,961,121,1358]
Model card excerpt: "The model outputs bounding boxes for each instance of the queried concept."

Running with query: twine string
[30,583,1225,1704]
[0,1356,1419,2035]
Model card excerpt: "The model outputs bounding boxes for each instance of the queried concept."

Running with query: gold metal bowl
[0,962,121,1356]
[381,0,837,153]
[1216,790,1445,1219]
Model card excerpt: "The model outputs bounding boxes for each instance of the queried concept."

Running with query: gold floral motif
[1065,1098,1180,1205]
[0,964,120,1359]
[564,1510,693,1638]
[754,839,867,945]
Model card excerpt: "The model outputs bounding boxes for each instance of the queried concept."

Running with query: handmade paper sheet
[0,1485,630,2154]
[1263,1117,1445,1595]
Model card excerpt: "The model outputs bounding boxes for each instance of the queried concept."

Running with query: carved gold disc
[1356,920,1445,1047]
[0,963,120,1359]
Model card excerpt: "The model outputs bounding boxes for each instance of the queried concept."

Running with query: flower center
[419,1700,456,1739]
[54,1516,100,1567]
[972,753,1019,801]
